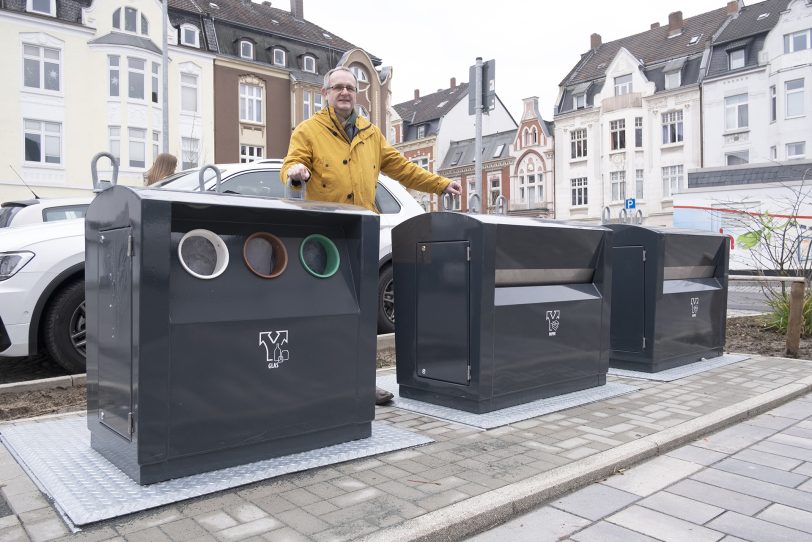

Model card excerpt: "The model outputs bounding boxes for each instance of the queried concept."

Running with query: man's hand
[287,163,311,184]
[443,180,462,195]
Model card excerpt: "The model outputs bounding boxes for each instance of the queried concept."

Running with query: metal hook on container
[618,207,629,224]
[494,194,507,215]
[91,152,118,192]
[468,192,481,214]
[198,164,222,193]
[441,192,457,212]
[601,206,611,224]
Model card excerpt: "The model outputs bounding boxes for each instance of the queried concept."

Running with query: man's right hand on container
[287,163,311,186]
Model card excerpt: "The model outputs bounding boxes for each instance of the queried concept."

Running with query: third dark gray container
[606,224,729,372]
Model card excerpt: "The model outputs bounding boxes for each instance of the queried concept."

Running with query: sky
[272,0,729,122]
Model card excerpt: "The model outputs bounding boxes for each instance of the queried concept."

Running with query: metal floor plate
[376,375,638,429]
[608,353,750,381]
[0,416,432,527]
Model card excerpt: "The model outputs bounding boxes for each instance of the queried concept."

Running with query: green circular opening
[299,234,340,278]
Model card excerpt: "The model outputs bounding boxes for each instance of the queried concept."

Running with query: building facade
[508,97,555,217]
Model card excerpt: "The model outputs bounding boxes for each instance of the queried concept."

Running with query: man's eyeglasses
[329,84,357,93]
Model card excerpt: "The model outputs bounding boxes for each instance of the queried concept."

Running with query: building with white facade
[0,0,216,199]
[553,5,734,226]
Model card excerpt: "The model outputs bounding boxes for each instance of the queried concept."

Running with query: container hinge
[642,337,647,349]
[127,234,133,257]
[467,365,471,382]
[466,246,471,261]
[127,412,134,435]
[642,250,646,262]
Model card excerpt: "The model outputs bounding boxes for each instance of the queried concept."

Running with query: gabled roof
[168,0,376,61]
[393,83,470,125]
[561,7,730,86]
[439,130,516,170]
[714,0,790,44]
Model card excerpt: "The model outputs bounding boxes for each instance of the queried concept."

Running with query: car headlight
[0,251,34,281]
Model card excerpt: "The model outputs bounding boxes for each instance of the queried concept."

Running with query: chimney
[414,89,420,99]
[590,33,602,50]
[262,1,271,6]
[290,0,303,19]
[450,77,456,89]
[668,11,683,34]
[651,22,660,29]
[727,0,739,14]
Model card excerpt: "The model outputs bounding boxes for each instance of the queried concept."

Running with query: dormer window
[728,48,745,70]
[113,7,149,36]
[574,93,586,109]
[492,144,505,158]
[27,0,55,16]
[614,74,632,96]
[273,48,286,67]
[416,125,426,139]
[240,40,254,60]
[303,55,316,73]
[180,24,199,48]
[351,66,368,83]
[665,70,681,90]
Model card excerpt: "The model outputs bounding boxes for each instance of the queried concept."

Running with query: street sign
[468,59,495,115]
[625,198,636,209]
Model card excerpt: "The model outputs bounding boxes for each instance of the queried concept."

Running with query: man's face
[323,70,357,119]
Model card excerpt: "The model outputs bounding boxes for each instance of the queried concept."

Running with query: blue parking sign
[625,198,636,209]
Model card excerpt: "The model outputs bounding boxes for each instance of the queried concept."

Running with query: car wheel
[377,265,395,334]
[43,280,86,373]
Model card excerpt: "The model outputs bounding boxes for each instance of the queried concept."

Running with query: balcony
[602,92,642,113]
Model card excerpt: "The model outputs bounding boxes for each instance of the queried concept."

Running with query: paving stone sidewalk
[0,354,810,542]
[468,392,812,542]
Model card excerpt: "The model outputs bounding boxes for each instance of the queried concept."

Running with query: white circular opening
[178,229,230,279]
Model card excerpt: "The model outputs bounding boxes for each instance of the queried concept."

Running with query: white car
[0,197,92,228]
[0,161,423,371]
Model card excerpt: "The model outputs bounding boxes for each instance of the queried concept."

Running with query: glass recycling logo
[259,330,289,369]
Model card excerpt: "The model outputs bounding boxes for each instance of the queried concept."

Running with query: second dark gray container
[393,213,612,413]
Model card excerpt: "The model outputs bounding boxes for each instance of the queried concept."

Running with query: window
[610,119,626,150]
[489,176,501,206]
[303,91,311,120]
[661,111,684,144]
[240,40,253,59]
[273,48,286,66]
[356,105,369,118]
[181,24,199,47]
[375,183,402,214]
[411,157,429,170]
[127,57,145,100]
[571,178,588,206]
[24,119,61,164]
[725,94,748,130]
[152,131,160,161]
[725,151,749,165]
[571,128,587,159]
[416,125,426,139]
[665,70,681,90]
[240,145,263,163]
[181,137,200,170]
[614,74,632,96]
[124,7,136,32]
[128,128,146,168]
[181,73,198,113]
[531,128,538,144]
[109,126,120,163]
[610,171,626,202]
[635,169,644,199]
[151,62,159,103]
[28,0,54,15]
[635,117,643,147]
[112,7,149,36]
[493,144,505,158]
[728,48,745,70]
[43,205,88,222]
[662,165,683,198]
[303,55,316,73]
[771,146,778,160]
[787,142,806,159]
[239,83,262,122]
[313,93,323,113]
[784,29,811,53]
[351,66,368,83]
[786,79,805,118]
[108,55,119,97]
[23,44,60,92]
[770,85,777,122]
[449,151,462,166]
[523,129,530,146]
[141,14,149,35]
[574,93,586,109]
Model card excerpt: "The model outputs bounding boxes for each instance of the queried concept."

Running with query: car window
[0,206,23,227]
[375,182,402,215]
[42,205,89,222]
[220,171,284,198]
[154,168,231,191]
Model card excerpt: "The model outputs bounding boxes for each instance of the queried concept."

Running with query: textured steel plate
[377,375,638,429]
[608,353,750,381]
[0,416,432,527]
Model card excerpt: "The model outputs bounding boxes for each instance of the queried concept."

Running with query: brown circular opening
[243,232,288,279]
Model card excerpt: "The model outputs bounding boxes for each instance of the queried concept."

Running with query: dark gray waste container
[393,213,611,413]
[606,224,728,372]
[85,186,379,484]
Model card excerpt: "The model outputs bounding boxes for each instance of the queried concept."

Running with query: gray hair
[322,66,358,90]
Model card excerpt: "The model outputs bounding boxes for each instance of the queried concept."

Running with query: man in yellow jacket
[282,66,461,405]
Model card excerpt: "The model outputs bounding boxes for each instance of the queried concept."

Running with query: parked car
[0,197,92,228]
[0,161,422,372]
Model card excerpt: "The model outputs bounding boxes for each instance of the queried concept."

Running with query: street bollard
[786,281,805,357]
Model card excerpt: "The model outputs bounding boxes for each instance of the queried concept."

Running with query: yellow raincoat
[281,107,450,212]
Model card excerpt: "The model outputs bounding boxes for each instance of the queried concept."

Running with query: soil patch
[725,315,812,359]
[0,386,86,422]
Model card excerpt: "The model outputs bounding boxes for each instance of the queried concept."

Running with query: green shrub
[765,289,812,336]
